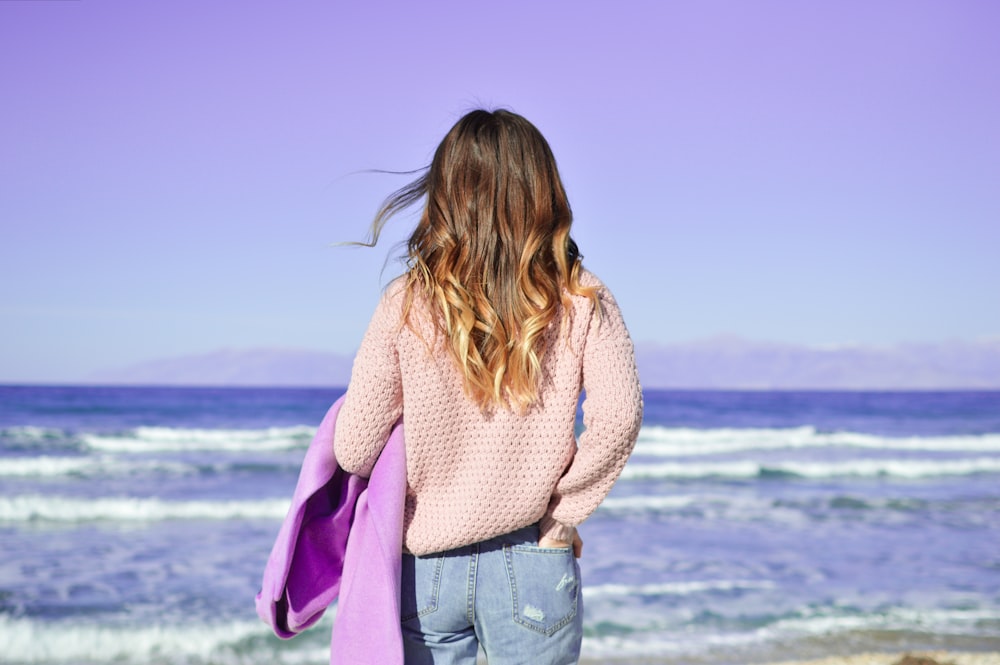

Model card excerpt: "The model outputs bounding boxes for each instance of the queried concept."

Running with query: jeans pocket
[401,553,445,622]
[504,544,580,636]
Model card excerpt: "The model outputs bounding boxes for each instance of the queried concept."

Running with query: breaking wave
[636,426,1000,456]
[80,425,315,452]
[620,456,1000,480]
[0,495,289,523]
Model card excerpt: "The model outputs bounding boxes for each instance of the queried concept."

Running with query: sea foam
[0,614,329,664]
[580,606,1000,659]
[0,495,289,523]
[0,455,206,478]
[584,579,775,597]
[620,456,1000,480]
[635,426,1000,456]
[80,425,314,452]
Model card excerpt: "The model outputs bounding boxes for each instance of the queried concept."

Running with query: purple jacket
[255,395,406,665]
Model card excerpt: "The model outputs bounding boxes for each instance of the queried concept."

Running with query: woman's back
[334,267,642,555]
[331,108,642,664]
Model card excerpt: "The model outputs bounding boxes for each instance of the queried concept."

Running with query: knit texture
[333,269,643,556]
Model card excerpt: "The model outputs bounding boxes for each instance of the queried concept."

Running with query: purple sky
[2,1,999,383]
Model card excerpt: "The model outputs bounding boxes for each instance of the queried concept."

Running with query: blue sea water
[1,386,999,664]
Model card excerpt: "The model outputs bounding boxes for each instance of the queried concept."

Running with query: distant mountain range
[633,336,1000,389]
[87,348,355,388]
[87,338,1000,389]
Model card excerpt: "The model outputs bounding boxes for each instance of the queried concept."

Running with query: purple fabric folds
[255,395,405,665]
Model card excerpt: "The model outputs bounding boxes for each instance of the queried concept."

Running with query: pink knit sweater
[333,269,643,556]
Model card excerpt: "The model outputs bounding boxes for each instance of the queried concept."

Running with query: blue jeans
[400,525,583,665]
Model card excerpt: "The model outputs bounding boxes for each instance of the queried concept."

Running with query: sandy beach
[575,651,1000,665]
[766,652,1000,665]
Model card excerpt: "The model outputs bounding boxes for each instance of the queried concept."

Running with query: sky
[2,0,998,383]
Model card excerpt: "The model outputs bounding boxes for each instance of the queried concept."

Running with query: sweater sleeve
[332,284,405,478]
[539,284,643,542]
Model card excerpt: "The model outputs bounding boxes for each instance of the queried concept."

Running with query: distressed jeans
[400,524,583,665]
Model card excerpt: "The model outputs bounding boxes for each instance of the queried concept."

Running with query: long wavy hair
[364,109,598,411]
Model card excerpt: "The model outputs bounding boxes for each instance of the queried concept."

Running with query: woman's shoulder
[377,274,435,332]
[383,274,409,300]
[577,267,605,290]
[575,267,620,307]
[360,275,410,330]
[372,274,415,311]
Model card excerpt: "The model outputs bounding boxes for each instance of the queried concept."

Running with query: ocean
[1,386,998,664]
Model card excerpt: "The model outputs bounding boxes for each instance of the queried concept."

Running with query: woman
[334,109,643,664]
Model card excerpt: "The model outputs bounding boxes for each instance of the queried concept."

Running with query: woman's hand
[538,532,583,558]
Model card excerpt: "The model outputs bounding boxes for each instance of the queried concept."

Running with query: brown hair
[364,109,598,411]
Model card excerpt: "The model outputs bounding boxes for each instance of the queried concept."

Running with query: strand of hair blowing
[365,110,597,411]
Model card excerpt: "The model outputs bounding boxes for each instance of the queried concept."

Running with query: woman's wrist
[539,515,577,543]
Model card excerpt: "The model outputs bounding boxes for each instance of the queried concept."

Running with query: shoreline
[765,651,1000,665]
[574,652,1000,665]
